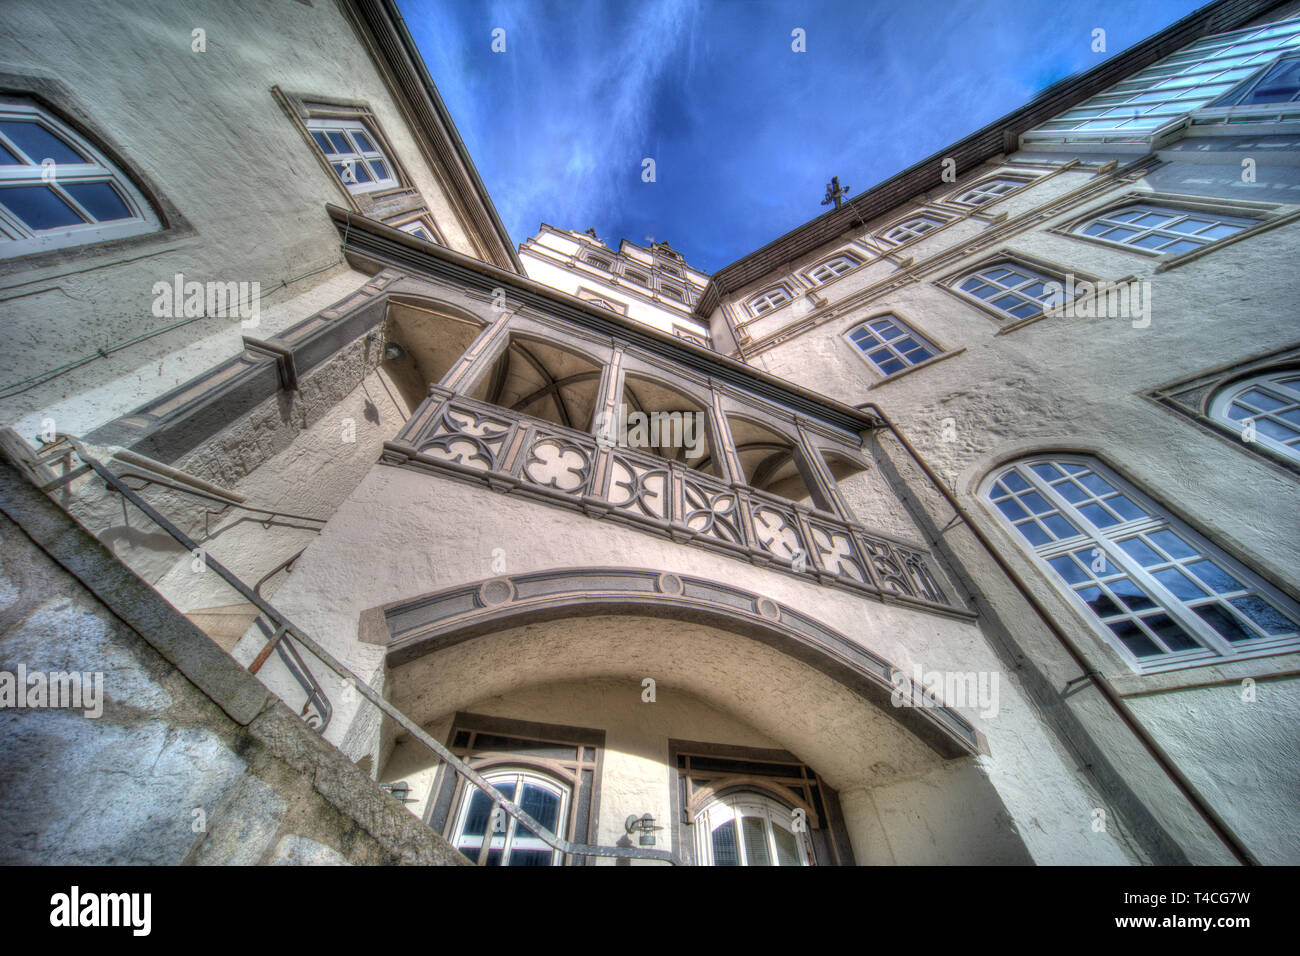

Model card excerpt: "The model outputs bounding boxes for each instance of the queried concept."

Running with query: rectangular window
[847,315,939,376]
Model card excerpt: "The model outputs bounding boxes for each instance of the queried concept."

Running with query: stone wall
[0,458,466,866]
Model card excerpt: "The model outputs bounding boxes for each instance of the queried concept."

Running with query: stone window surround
[799,250,868,288]
[841,309,952,381]
[744,281,797,319]
[384,208,443,244]
[1145,342,1300,479]
[273,87,432,225]
[1046,189,1299,274]
[0,72,194,273]
[942,172,1036,210]
[424,711,605,866]
[667,738,856,866]
[0,94,163,257]
[978,453,1300,674]
[932,246,1123,334]
[968,442,1300,693]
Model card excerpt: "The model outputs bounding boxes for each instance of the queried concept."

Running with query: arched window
[747,285,791,316]
[307,118,397,193]
[0,96,160,258]
[847,315,938,376]
[879,214,945,245]
[624,268,649,286]
[953,177,1025,206]
[955,262,1059,320]
[1075,204,1252,255]
[694,792,810,866]
[584,254,613,271]
[1209,370,1300,463]
[806,253,861,284]
[983,455,1300,671]
[450,769,570,866]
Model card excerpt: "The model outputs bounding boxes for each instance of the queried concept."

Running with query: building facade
[0,0,1296,865]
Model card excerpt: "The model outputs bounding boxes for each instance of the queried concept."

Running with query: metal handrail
[51,435,681,865]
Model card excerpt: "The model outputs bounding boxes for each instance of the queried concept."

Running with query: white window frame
[0,96,160,258]
[982,455,1300,673]
[1074,203,1255,256]
[952,262,1062,321]
[693,792,811,866]
[1208,370,1300,463]
[805,253,862,284]
[305,117,397,194]
[879,214,946,245]
[845,314,939,377]
[747,285,792,316]
[953,177,1026,206]
[450,769,570,866]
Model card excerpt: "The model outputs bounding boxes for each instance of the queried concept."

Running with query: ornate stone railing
[384,389,967,617]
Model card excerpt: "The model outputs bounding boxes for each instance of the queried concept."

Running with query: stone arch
[361,567,985,764]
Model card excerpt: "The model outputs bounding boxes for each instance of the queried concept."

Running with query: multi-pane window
[397,220,436,242]
[1211,52,1300,106]
[1076,204,1252,255]
[1209,371,1300,463]
[624,269,649,285]
[306,119,396,193]
[0,97,159,257]
[985,455,1300,671]
[748,285,791,315]
[848,315,938,376]
[954,178,1024,206]
[1024,17,1300,141]
[694,793,809,866]
[806,254,861,284]
[451,770,569,866]
[880,214,945,245]
[955,263,1059,320]
[585,255,612,271]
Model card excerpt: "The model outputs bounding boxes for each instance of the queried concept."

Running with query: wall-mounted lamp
[625,813,663,847]
[384,342,407,362]
[381,780,413,803]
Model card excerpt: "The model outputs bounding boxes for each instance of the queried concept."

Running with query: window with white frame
[585,254,612,271]
[624,268,649,285]
[660,282,686,303]
[879,214,945,245]
[1209,370,1300,463]
[450,769,569,866]
[1076,204,1253,255]
[954,178,1025,206]
[748,285,791,315]
[955,262,1060,320]
[984,455,1300,672]
[306,118,396,193]
[806,254,861,284]
[847,315,938,376]
[693,792,810,866]
[396,219,438,243]
[0,96,160,258]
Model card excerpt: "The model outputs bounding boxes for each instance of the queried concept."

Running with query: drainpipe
[858,401,1257,866]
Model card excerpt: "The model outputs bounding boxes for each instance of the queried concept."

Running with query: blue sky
[399,0,1210,273]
